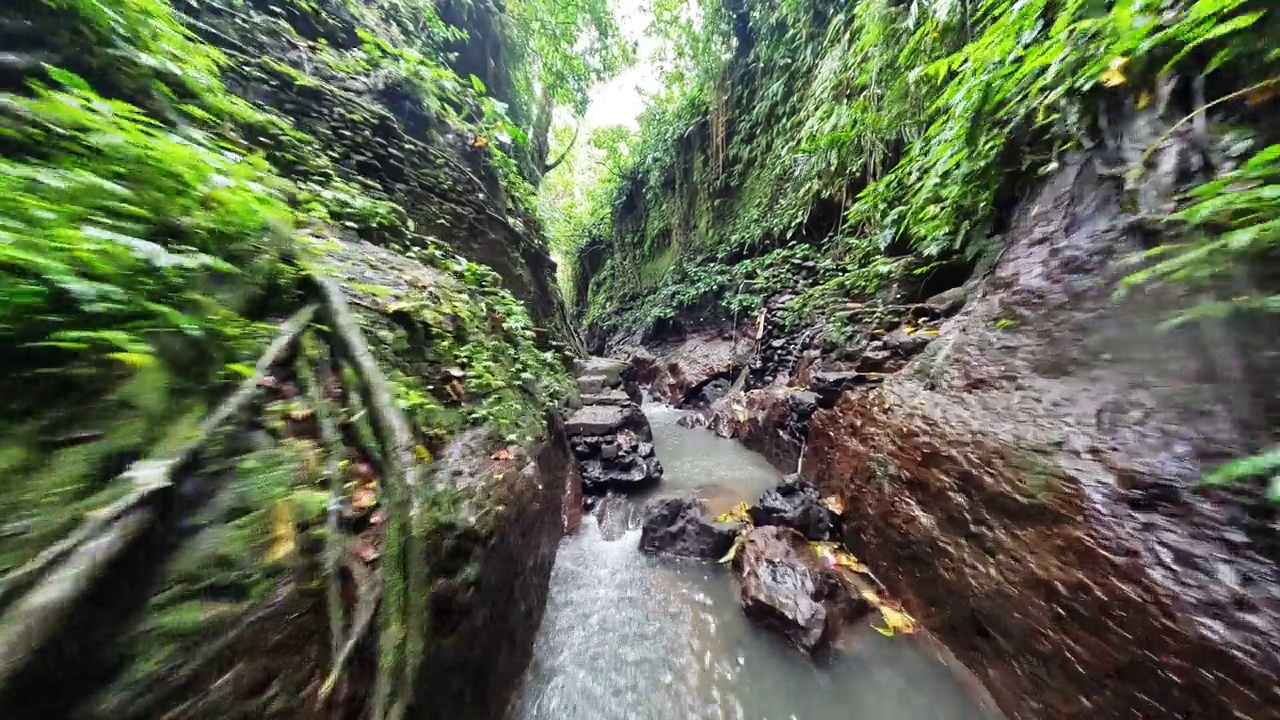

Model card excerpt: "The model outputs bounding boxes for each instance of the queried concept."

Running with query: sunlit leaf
[266,500,297,563]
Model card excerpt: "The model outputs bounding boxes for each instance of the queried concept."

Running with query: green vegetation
[553,0,1277,339]
[0,0,627,564]
[2,0,621,713]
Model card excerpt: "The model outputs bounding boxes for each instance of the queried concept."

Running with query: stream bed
[514,406,1002,720]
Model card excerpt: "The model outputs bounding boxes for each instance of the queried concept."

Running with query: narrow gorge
[0,0,1277,719]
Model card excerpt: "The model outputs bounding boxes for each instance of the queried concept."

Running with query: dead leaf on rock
[811,541,868,573]
[860,588,918,637]
[266,500,296,563]
[822,495,845,515]
[716,501,752,524]
[491,446,514,462]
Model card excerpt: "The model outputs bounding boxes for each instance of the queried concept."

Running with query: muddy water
[513,406,1001,720]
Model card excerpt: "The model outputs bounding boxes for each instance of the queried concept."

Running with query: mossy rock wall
[0,0,577,717]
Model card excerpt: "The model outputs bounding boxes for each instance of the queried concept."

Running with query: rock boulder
[639,495,742,559]
[749,474,836,541]
[733,526,871,654]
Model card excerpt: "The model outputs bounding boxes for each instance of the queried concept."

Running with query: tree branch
[542,121,581,175]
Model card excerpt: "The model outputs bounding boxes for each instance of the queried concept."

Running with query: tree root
[315,279,431,720]
[0,305,318,686]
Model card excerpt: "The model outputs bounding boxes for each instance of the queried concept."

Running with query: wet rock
[855,348,894,372]
[925,286,969,317]
[676,413,707,429]
[808,370,883,408]
[576,374,611,395]
[579,389,633,406]
[750,475,835,541]
[705,389,817,473]
[578,357,630,385]
[884,328,931,356]
[645,331,739,405]
[734,526,871,654]
[564,404,648,437]
[803,156,1280,720]
[639,495,742,558]
[685,376,733,408]
[574,430,663,495]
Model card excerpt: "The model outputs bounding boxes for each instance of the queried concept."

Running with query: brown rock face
[416,418,575,720]
[708,388,817,473]
[627,330,739,406]
[803,157,1280,720]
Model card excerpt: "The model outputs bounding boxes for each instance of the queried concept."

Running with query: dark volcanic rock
[566,358,662,496]
[639,495,742,558]
[808,370,883,408]
[733,526,871,654]
[750,474,835,540]
[572,430,663,495]
[884,328,931,356]
[578,389,633,406]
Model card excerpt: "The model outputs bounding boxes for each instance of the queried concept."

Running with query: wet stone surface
[565,357,663,495]
[638,494,742,559]
[733,526,872,655]
[750,474,837,541]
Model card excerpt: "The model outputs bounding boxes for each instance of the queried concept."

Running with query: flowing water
[514,405,1002,720]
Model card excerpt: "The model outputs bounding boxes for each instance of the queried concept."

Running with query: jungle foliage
[0,0,620,708]
[555,0,1278,338]
[0,0,631,457]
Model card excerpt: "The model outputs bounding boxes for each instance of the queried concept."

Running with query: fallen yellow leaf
[860,588,918,637]
[812,541,869,573]
[716,501,753,524]
[718,532,747,564]
[1136,90,1153,109]
[266,500,296,563]
[1100,56,1128,87]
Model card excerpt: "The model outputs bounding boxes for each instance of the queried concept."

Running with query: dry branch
[0,508,152,686]
[318,573,384,701]
[315,279,429,720]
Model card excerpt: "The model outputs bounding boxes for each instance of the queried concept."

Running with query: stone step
[579,389,632,407]
[576,374,612,395]
[565,404,643,436]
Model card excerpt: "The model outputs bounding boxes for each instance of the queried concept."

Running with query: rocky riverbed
[517,405,1003,720]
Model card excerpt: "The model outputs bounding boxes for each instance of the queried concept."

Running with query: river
[514,405,1002,720]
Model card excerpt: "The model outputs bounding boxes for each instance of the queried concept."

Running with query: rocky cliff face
[801,155,1280,719]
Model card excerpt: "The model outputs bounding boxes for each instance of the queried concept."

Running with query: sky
[583,0,660,129]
